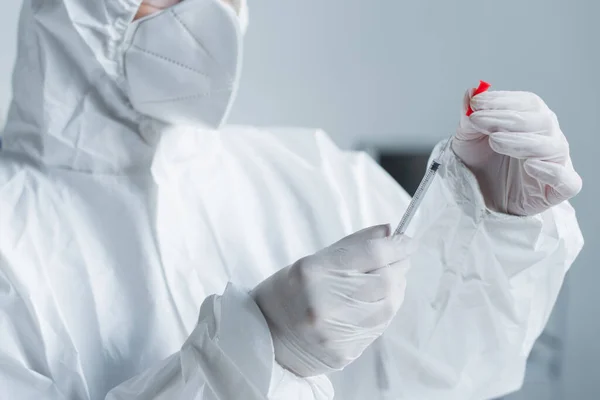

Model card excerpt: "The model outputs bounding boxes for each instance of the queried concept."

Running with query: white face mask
[124,0,244,128]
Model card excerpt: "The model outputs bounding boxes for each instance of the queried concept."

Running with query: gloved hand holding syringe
[393,80,491,236]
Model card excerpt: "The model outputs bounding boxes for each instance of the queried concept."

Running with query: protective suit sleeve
[364,140,583,399]
[0,277,333,400]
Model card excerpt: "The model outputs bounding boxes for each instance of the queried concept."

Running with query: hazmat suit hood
[2,0,163,173]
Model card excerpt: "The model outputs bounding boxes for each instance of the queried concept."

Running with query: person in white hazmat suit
[0,0,584,399]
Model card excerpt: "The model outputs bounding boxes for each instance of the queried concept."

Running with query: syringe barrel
[393,161,440,236]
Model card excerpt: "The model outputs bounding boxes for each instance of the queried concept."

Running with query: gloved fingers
[315,291,389,330]
[524,159,583,204]
[364,278,407,326]
[456,89,485,140]
[469,109,553,135]
[327,284,406,330]
[330,224,391,249]
[462,88,476,114]
[326,234,415,272]
[456,117,484,141]
[488,132,568,161]
[352,259,411,302]
[306,267,385,304]
[470,91,547,113]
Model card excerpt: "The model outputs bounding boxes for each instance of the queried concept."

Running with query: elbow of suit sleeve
[182,283,334,400]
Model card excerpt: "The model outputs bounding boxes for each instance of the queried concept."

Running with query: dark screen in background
[376,152,431,196]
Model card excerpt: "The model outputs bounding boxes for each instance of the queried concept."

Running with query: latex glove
[452,90,582,216]
[252,225,414,377]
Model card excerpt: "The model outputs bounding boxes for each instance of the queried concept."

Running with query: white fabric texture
[0,0,584,399]
[252,225,413,377]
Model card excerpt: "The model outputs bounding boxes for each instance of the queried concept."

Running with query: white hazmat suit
[0,0,583,399]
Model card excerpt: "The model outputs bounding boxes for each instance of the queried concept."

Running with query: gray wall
[1,0,598,398]
[0,2,19,124]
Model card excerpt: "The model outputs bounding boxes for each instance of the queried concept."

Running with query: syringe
[393,137,452,236]
[393,80,491,236]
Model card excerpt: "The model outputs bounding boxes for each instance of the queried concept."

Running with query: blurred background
[0,0,597,398]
